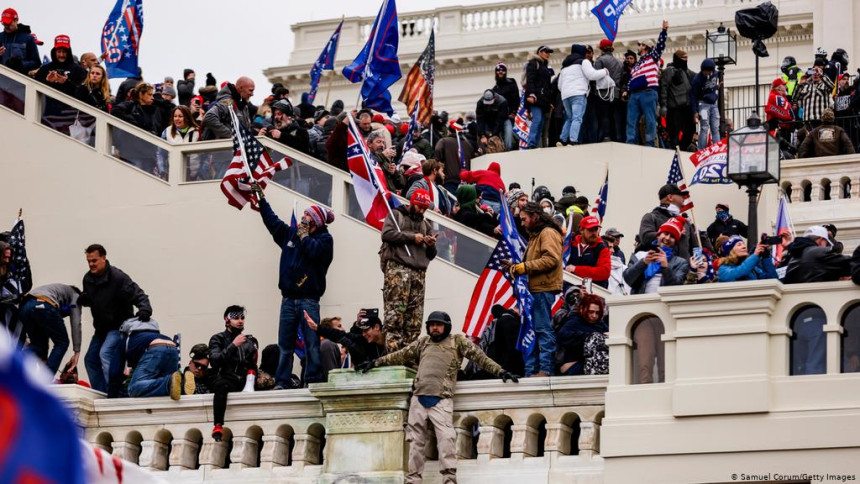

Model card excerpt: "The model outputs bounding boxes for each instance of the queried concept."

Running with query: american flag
[667,150,694,212]
[456,131,467,169]
[512,89,530,149]
[220,111,292,211]
[398,100,421,164]
[1,218,31,339]
[562,212,575,265]
[462,241,517,338]
[591,171,608,221]
[398,30,435,126]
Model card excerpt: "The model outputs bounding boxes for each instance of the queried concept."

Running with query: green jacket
[374,334,503,398]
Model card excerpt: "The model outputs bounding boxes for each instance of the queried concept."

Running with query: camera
[760,234,782,245]
[363,308,379,319]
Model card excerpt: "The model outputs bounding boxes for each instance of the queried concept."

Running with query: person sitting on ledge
[716,236,778,282]
[356,311,519,484]
[556,293,609,376]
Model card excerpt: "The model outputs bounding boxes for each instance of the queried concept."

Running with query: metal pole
[746,184,760,241]
[718,63,726,139]
[754,55,760,116]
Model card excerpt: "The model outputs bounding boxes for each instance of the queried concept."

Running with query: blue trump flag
[342,0,401,114]
[0,332,84,484]
[498,191,535,359]
[101,0,144,79]
[591,0,634,41]
[309,20,343,104]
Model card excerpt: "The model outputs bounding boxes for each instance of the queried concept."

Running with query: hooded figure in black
[34,35,86,97]
[825,48,849,84]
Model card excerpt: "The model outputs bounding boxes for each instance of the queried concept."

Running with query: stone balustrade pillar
[309,367,416,483]
[111,441,141,465]
[578,421,601,459]
[851,176,860,199]
[790,182,803,203]
[509,424,538,458]
[810,183,823,201]
[291,433,321,470]
[454,426,476,459]
[259,435,291,470]
[198,440,229,471]
[544,422,573,456]
[168,438,200,471]
[229,436,260,470]
[476,425,505,463]
[138,440,169,471]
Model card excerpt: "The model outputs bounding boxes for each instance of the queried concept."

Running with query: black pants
[666,105,695,150]
[212,373,245,425]
[594,96,614,142]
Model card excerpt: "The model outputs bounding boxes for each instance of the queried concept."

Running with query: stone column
[260,435,291,470]
[309,367,416,483]
[138,440,169,471]
[476,425,505,464]
[168,438,200,471]
[544,422,573,456]
[291,433,321,470]
[810,183,823,202]
[198,440,229,471]
[454,426,476,459]
[111,441,142,465]
[229,436,260,470]
[578,421,601,459]
[509,424,538,459]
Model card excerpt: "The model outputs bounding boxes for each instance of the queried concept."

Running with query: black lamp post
[726,112,780,239]
[706,23,737,139]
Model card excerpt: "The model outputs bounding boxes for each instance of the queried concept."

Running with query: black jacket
[524,55,553,109]
[706,216,749,244]
[557,313,608,366]
[177,78,195,106]
[112,98,173,136]
[638,206,699,260]
[475,95,510,136]
[851,245,860,286]
[80,262,152,336]
[492,77,520,116]
[270,122,311,154]
[317,324,385,365]
[453,207,498,238]
[783,237,851,284]
[34,46,86,97]
[74,84,110,112]
[209,328,259,379]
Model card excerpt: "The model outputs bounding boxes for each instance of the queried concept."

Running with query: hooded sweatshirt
[34,45,86,96]
[558,44,608,99]
[202,83,251,140]
[460,162,505,204]
[0,23,41,72]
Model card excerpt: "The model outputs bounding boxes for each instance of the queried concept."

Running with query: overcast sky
[19,0,491,103]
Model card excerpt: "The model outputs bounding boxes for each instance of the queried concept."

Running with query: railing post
[851,176,860,199]
[509,424,538,459]
[260,434,291,469]
[138,440,169,471]
[229,436,260,469]
[168,438,200,471]
[577,421,600,459]
[544,422,573,456]
[476,425,505,462]
[168,148,183,185]
[290,433,321,469]
[543,0,567,25]
[454,425,476,459]
[198,440,229,471]
[23,79,39,122]
[111,441,142,465]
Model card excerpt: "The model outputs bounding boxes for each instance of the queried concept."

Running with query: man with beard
[202,76,255,139]
[34,35,85,96]
[261,99,310,154]
[491,62,520,150]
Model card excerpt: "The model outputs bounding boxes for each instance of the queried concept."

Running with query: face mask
[716,211,729,221]
[666,204,680,216]
[543,207,553,215]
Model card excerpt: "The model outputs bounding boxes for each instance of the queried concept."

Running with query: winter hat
[206,73,216,86]
[164,76,174,84]
[272,99,294,116]
[305,205,335,227]
[701,58,716,71]
[771,77,787,88]
[400,152,425,176]
[495,62,508,72]
[54,35,71,50]
[721,235,745,257]
[599,39,613,50]
[507,188,527,207]
[658,217,685,241]
[384,124,395,135]
[456,184,479,209]
[189,344,210,360]
[571,44,587,56]
[624,49,638,59]
[313,109,330,123]
[183,68,194,79]
[410,189,432,208]
[675,49,688,58]
[822,108,835,123]
[399,124,409,135]
[562,186,577,197]
[162,85,177,98]
[482,89,495,104]
[372,113,385,124]
[716,203,729,212]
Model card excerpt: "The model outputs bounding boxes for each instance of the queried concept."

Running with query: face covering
[716,211,730,221]
[666,204,680,216]
[543,207,553,215]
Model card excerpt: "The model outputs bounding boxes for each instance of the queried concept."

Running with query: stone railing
[567,0,700,20]
[780,154,860,203]
[58,368,606,482]
[461,1,544,31]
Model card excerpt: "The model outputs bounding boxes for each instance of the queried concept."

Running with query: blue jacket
[108,330,172,398]
[557,313,608,365]
[690,71,720,107]
[259,199,334,300]
[718,254,778,282]
[0,29,41,73]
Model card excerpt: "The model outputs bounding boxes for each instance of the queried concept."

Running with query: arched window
[790,306,827,375]
[842,303,860,373]
[631,316,665,384]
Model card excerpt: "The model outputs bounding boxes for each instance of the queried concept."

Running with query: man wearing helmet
[825,48,849,84]
[261,99,310,154]
[780,56,803,102]
[357,311,520,483]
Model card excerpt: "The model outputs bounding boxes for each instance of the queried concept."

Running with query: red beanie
[400,124,409,135]
[372,114,385,124]
[658,217,685,241]
[384,124,395,135]
[410,189,432,208]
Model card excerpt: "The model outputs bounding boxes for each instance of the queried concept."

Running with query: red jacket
[568,235,612,285]
[765,90,794,128]
[460,161,505,192]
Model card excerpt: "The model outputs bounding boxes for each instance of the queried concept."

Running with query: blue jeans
[697,102,721,149]
[85,329,122,393]
[276,298,322,386]
[502,118,514,150]
[128,345,180,397]
[527,106,545,149]
[792,314,826,375]
[19,298,69,374]
[525,291,558,375]
[561,95,587,144]
[626,89,658,145]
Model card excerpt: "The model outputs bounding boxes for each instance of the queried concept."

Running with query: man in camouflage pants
[358,311,519,483]
[380,189,437,353]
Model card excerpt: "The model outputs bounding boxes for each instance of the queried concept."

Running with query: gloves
[297,223,309,240]
[77,292,92,307]
[356,360,376,373]
[136,310,151,322]
[509,263,525,277]
[501,371,520,383]
[250,182,265,199]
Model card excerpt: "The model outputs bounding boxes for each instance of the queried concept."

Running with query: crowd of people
[6,7,860,480]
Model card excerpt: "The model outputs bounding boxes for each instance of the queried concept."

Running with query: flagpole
[325,16,345,109]
[356,0,389,110]
[347,112,411,256]
[230,108,254,179]
[675,147,703,250]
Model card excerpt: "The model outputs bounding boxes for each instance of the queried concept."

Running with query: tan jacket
[379,206,437,271]
[524,224,563,293]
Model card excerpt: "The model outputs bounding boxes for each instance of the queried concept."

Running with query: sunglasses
[190,361,207,370]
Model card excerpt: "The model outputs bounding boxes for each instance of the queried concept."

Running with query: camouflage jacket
[374,334,503,398]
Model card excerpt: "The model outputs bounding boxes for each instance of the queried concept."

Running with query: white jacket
[558,60,608,99]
